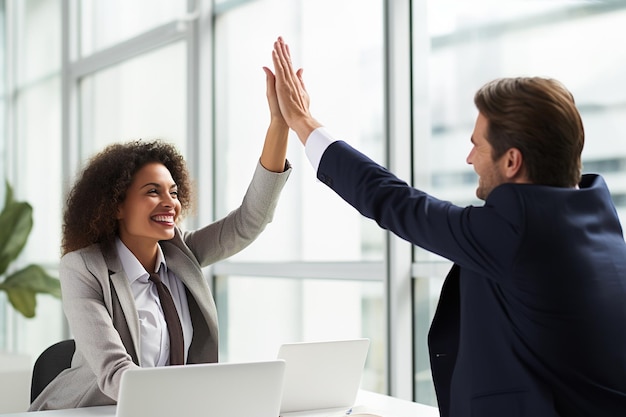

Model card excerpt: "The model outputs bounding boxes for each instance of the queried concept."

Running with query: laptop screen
[277,338,370,414]
[116,361,286,417]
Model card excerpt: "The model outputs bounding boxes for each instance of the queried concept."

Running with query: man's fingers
[296,68,305,90]
[272,37,309,115]
[274,42,297,90]
[275,43,291,79]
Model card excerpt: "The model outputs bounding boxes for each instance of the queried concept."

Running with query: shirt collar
[115,237,168,284]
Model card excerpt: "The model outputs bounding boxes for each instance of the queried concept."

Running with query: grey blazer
[30,161,291,410]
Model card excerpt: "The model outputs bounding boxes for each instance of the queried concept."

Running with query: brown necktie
[149,273,185,365]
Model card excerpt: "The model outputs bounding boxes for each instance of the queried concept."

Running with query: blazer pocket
[471,388,528,417]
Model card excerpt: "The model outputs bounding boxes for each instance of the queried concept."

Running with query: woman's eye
[171,191,179,198]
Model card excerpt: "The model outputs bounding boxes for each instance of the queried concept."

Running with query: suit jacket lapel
[99,237,218,366]
[103,249,142,365]
[427,263,461,417]
[161,242,218,332]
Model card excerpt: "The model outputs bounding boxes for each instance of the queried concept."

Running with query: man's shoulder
[485,174,614,220]
[579,173,607,190]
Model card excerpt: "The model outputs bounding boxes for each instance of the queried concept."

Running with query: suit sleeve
[317,140,524,278]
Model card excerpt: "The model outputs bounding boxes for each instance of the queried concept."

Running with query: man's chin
[475,188,487,201]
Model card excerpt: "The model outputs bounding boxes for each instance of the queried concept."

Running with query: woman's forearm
[260,119,289,172]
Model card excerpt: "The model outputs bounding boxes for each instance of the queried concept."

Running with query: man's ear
[502,148,525,181]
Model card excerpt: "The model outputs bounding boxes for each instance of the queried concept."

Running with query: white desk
[1,390,439,417]
[354,390,439,416]
[0,406,115,417]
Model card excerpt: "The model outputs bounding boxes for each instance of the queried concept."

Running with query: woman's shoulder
[60,243,108,270]
[61,243,103,259]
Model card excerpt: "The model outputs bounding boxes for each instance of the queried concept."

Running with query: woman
[29,67,291,410]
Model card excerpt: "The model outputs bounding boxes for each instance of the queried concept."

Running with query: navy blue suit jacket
[318,140,626,417]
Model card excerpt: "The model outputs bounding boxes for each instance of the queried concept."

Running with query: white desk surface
[2,390,439,417]
[0,406,115,417]
[355,390,439,417]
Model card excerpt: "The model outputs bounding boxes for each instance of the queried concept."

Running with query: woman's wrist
[269,116,289,130]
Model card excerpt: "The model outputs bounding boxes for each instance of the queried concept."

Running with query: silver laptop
[277,338,370,415]
[116,360,286,417]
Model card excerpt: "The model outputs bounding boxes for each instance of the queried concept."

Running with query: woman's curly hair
[62,140,192,255]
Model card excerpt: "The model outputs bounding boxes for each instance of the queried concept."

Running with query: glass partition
[213,0,386,263]
[413,0,626,405]
[79,0,186,56]
[419,0,626,226]
[79,41,187,158]
[213,0,387,394]
[215,275,386,393]
[17,0,61,85]
[5,0,63,358]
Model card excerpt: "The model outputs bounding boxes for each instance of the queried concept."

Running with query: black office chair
[30,339,75,403]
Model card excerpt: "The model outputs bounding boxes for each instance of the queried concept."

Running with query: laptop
[277,338,370,415]
[116,360,286,417]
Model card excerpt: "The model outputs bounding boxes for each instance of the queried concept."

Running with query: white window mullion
[69,21,187,80]
[212,261,385,282]
[384,0,414,401]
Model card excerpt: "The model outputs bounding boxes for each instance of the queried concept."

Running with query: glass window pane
[79,42,186,158]
[16,0,61,85]
[423,1,626,220]
[412,263,449,406]
[213,0,385,262]
[16,78,63,266]
[0,3,5,176]
[414,0,626,404]
[215,275,386,393]
[13,77,64,360]
[79,0,186,56]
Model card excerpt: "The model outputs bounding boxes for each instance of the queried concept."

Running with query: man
[270,36,626,417]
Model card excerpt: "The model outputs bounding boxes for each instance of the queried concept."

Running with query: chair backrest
[30,339,75,403]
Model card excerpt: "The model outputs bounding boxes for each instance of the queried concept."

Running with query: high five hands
[270,36,322,145]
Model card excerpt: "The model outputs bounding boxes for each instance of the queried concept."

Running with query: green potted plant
[0,181,61,318]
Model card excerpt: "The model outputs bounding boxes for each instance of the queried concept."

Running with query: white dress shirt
[304,127,338,172]
[115,238,193,366]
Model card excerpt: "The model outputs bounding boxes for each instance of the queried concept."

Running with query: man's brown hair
[474,77,584,187]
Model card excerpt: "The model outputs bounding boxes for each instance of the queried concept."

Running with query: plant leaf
[0,186,33,275]
[4,180,14,210]
[0,264,61,318]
